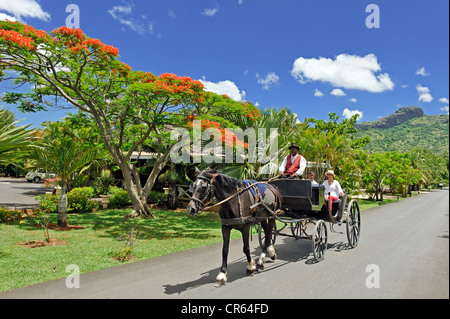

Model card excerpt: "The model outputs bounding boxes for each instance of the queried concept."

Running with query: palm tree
[0,107,32,162]
[222,108,297,179]
[29,134,106,227]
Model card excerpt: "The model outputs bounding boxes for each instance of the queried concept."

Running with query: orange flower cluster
[159,73,205,89]
[153,73,205,99]
[52,27,119,56]
[53,26,84,41]
[0,29,34,49]
[187,116,248,149]
[242,103,261,121]
[23,25,48,39]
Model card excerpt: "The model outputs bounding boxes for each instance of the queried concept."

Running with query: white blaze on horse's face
[187,178,210,216]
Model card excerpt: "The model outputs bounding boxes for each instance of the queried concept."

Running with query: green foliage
[148,191,167,204]
[35,194,58,214]
[93,170,115,196]
[109,186,131,208]
[355,114,449,156]
[67,187,99,213]
[37,188,99,214]
[0,107,33,162]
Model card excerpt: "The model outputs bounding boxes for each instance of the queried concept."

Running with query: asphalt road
[0,189,448,299]
[0,178,52,210]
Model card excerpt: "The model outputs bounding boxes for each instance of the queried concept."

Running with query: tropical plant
[28,135,105,227]
[0,107,32,162]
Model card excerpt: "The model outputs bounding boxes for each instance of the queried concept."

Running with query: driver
[278,143,307,178]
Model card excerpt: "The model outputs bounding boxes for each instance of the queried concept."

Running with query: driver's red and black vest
[285,155,302,175]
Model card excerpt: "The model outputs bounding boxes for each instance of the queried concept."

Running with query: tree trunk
[57,185,68,227]
[121,166,155,219]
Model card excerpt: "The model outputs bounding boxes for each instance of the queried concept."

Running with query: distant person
[279,143,307,178]
[322,170,344,212]
[308,171,318,186]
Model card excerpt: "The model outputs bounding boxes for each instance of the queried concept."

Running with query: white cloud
[202,2,219,17]
[342,108,363,121]
[439,97,449,104]
[314,88,324,97]
[199,78,246,101]
[108,3,154,35]
[168,9,176,19]
[256,72,280,90]
[416,85,433,103]
[330,88,346,97]
[291,53,395,93]
[349,98,357,103]
[441,106,449,114]
[0,12,16,21]
[415,67,430,77]
[0,0,50,22]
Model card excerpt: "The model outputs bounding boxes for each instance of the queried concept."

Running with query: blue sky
[0,0,449,128]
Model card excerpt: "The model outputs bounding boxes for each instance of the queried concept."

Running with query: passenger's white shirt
[279,154,307,176]
[323,179,343,198]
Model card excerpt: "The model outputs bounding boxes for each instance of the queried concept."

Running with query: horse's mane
[200,169,244,194]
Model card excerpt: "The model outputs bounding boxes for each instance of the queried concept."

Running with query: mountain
[354,107,449,156]
[356,106,424,130]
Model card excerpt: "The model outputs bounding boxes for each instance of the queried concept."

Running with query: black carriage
[257,179,361,262]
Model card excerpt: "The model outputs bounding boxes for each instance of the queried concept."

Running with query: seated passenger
[322,170,344,212]
[308,171,318,186]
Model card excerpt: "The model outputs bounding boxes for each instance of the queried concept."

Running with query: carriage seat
[325,193,348,219]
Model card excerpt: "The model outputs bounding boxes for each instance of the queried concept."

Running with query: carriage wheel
[346,200,361,248]
[312,220,328,262]
[258,221,277,250]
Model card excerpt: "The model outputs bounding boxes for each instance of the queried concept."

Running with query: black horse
[187,168,283,287]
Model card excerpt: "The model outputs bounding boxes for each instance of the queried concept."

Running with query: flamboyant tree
[0,21,260,218]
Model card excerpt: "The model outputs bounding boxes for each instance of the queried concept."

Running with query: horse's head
[187,167,216,217]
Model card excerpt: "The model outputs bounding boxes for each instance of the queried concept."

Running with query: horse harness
[191,175,281,227]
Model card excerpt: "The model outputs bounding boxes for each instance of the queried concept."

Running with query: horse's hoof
[215,280,226,288]
[215,272,227,288]
[256,263,265,271]
[267,245,277,260]
[246,269,255,276]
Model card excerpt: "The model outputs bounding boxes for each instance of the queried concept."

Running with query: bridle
[190,175,214,210]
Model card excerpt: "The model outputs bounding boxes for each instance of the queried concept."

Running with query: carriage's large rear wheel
[257,221,277,250]
[346,200,361,248]
[312,220,328,262]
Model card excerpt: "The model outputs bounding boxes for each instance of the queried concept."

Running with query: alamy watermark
[66,4,80,28]
[65,264,80,289]
[366,4,380,29]
[365,264,380,289]
[170,120,279,168]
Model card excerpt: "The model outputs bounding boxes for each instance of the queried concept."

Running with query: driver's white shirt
[279,154,307,176]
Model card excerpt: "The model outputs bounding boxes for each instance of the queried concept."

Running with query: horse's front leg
[216,225,231,287]
[257,219,277,270]
[242,225,256,276]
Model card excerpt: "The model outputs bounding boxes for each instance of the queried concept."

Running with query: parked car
[25,170,56,183]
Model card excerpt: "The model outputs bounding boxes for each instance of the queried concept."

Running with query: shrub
[36,194,58,214]
[0,206,21,223]
[148,191,167,205]
[109,186,131,208]
[93,171,115,196]
[67,187,99,213]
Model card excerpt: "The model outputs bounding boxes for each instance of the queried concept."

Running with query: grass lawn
[0,208,243,292]
[0,196,408,292]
